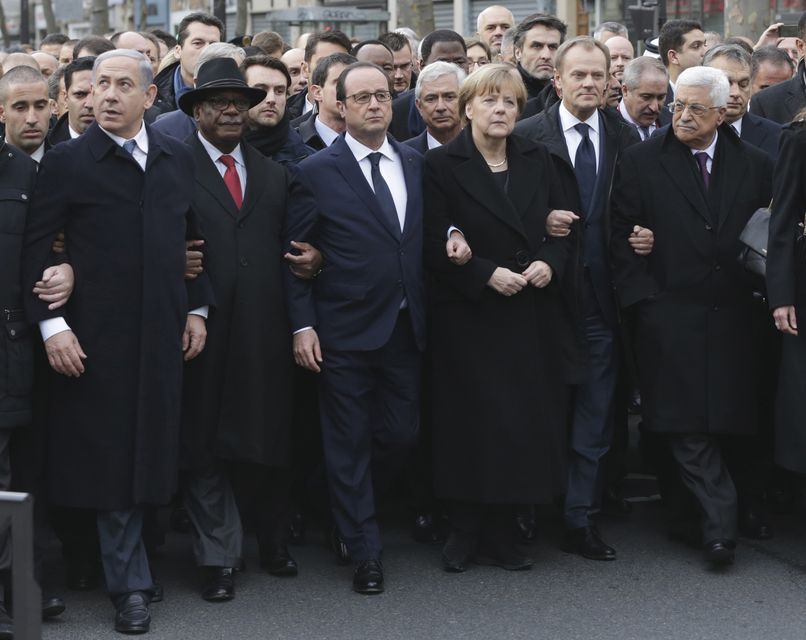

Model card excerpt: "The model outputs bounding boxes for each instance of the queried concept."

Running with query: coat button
[713,305,719,311]
[8,329,15,337]
[240,257,249,267]
[238,221,245,228]
[705,224,713,231]
[715,264,721,271]
[21,194,27,200]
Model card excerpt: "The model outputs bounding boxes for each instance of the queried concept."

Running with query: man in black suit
[390,30,469,142]
[285,62,426,595]
[658,20,707,107]
[404,60,465,155]
[515,37,640,561]
[513,13,566,101]
[285,31,351,121]
[48,56,95,146]
[0,66,51,164]
[611,66,772,568]
[619,57,671,140]
[22,49,213,633]
[749,13,806,124]
[750,46,794,95]
[704,44,781,160]
[293,53,356,151]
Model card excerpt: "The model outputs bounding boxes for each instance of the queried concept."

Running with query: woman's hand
[523,260,553,288]
[487,267,527,296]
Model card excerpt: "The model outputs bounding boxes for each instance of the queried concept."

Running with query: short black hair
[312,52,357,86]
[351,39,394,59]
[64,56,95,92]
[420,30,466,64]
[335,62,393,101]
[303,31,352,64]
[150,28,177,49]
[751,45,795,79]
[240,54,291,90]
[378,32,410,53]
[658,19,703,66]
[177,12,224,47]
[513,13,567,50]
[72,36,114,61]
[41,33,69,47]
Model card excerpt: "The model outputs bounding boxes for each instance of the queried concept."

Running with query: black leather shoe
[329,527,351,565]
[601,487,633,517]
[514,508,538,543]
[114,591,150,634]
[442,532,478,573]
[261,545,299,577]
[65,558,101,591]
[562,526,616,561]
[0,601,12,640]
[201,567,235,602]
[474,542,534,571]
[42,594,66,619]
[411,513,446,545]
[739,509,773,540]
[288,513,306,546]
[150,582,163,603]
[352,559,384,595]
[704,539,735,567]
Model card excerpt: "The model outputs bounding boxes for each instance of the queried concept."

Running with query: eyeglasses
[667,101,721,117]
[206,96,252,111]
[344,91,393,104]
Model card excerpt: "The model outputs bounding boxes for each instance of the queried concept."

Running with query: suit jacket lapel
[713,127,747,227]
[659,131,712,225]
[238,143,268,222]
[190,135,239,218]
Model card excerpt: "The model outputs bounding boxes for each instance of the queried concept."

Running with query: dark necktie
[368,152,401,236]
[638,125,650,140]
[219,154,243,210]
[694,151,710,191]
[573,123,597,214]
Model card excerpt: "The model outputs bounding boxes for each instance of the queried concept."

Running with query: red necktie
[219,154,242,209]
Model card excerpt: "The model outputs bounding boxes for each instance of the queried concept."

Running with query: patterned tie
[573,123,597,214]
[638,125,650,141]
[122,139,137,156]
[219,154,243,210]
[368,152,401,236]
[694,151,710,191]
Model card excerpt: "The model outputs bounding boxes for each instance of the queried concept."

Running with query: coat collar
[85,120,173,170]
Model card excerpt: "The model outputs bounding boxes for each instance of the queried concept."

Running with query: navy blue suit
[284,134,425,561]
[403,130,429,155]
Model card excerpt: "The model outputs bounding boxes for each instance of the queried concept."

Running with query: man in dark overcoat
[610,66,772,567]
[22,49,212,634]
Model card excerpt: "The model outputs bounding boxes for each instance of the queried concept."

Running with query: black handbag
[737,205,770,281]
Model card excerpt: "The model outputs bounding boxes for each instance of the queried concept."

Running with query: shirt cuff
[293,326,313,335]
[189,306,209,319]
[40,317,71,341]
[447,225,463,240]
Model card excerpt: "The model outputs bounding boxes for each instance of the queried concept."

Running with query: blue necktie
[368,152,401,237]
[122,139,137,156]
[574,123,597,214]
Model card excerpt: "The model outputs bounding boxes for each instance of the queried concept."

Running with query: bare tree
[236,0,248,37]
[397,0,434,42]
[91,0,110,35]
[0,1,10,48]
[42,0,57,34]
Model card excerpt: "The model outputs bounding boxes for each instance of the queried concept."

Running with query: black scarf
[516,63,550,100]
[244,110,291,158]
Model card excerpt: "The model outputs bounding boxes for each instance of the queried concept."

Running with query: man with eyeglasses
[175,57,295,604]
[611,66,773,569]
[285,61,426,595]
[379,32,416,93]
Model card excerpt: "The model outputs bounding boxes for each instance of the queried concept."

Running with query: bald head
[477,5,515,54]
[281,47,307,94]
[31,52,58,78]
[3,53,39,75]
[113,31,159,72]
[606,35,634,80]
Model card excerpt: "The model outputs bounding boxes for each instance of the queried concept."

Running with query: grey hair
[193,42,246,78]
[703,43,751,70]
[476,5,514,32]
[622,56,668,90]
[593,21,628,41]
[92,48,153,88]
[675,65,729,107]
[415,60,467,99]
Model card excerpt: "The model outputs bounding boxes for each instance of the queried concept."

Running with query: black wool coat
[611,125,772,435]
[180,136,294,469]
[22,122,213,510]
[423,128,572,504]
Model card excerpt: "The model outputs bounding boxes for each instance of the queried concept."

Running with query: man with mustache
[619,57,670,140]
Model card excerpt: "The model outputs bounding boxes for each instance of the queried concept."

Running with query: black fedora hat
[178,57,266,116]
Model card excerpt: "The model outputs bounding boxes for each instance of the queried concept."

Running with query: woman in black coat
[423,64,573,573]
[767,115,806,474]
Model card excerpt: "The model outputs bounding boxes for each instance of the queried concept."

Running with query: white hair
[675,65,729,107]
[414,60,467,100]
[194,43,246,78]
[92,48,153,88]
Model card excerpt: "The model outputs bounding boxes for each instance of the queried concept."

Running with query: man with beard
[513,14,566,101]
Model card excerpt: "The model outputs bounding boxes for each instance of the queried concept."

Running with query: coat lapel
[712,126,748,228]
[238,143,268,222]
[659,130,712,225]
[144,126,173,172]
[189,135,239,219]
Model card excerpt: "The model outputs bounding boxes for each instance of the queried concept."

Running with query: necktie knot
[574,123,590,139]
[219,154,236,169]
[368,151,383,168]
[122,139,137,156]
[638,125,650,139]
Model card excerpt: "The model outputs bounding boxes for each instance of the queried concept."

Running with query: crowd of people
[2,6,806,636]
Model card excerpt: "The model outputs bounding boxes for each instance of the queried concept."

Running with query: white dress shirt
[68,124,81,139]
[197,132,246,199]
[314,117,341,147]
[559,102,600,169]
[40,120,207,342]
[617,101,656,141]
[426,132,443,150]
[730,115,743,137]
[689,130,718,174]
[303,94,314,115]
[344,132,408,231]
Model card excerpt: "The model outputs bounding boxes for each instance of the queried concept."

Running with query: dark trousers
[564,281,618,529]
[181,467,243,568]
[669,434,738,544]
[318,312,420,562]
[96,507,153,598]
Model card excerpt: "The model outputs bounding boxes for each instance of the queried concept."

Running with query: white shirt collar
[618,100,637,126]
[99,121,149,155]
[559,102,600,136]
[730,115,743,136]
[426,132,442,149]
[196,131,245,167]
[30,142,45,163]
[689,130,719,159]
[344,131,395,163]
[314,116,341,147]
[68,123,82,139]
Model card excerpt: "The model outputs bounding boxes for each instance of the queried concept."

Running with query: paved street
[40,482,806,640]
